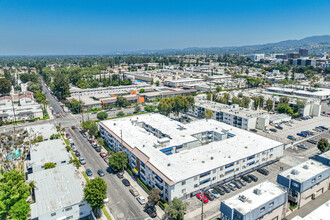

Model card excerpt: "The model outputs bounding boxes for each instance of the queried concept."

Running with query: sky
[0,0,330,55]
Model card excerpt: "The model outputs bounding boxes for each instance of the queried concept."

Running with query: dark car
[237,179,247,186]
[117,172,123,179]
[98,169,105,176]
[287,135,296,141]
[86,169,93,176]
[250,129,257,133]
[275,125,283,130]
[257,168,269,176]
[146,206,157,218]
[270,128,277,133]
[242,175,252,183]
[221,185,231,193]
[122,179,130,186]
[297,133,307,137]
[307,139,317,144]
[75,151,80,157]
[95,146,101,152]
[232,181,242,189]
[248,174,258,182]
[319,126,328,130]
[204,191,215,201]
[214,186,225,195]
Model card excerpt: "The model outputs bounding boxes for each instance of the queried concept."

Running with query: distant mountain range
[117,35,330,55]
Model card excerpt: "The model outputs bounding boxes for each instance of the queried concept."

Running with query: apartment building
[276,160,330,209]
[220,181,287,220]
[99,114,283,202]
[190,97,272,130]
[315,150,330,166]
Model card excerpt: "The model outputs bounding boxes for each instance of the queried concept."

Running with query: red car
[196,193,209,203]
[100,152,106,158]
[66,133,70,138]
[90,139,95,144]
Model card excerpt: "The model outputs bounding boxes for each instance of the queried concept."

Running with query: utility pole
[79,94,84,122]
[121,129,124,174]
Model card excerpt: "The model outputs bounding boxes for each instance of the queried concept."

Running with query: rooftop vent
[291,169,299,175]
[303,165,309,170]
[238,195,247,202]
[253,188,261,195]
[167,163,171,166]
[114,123,116,126]
[211,157,214,160]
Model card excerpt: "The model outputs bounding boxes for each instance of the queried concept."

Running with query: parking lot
[257,116,330,144]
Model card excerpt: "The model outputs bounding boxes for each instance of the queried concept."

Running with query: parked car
[129,188,139,197]
[227,183,237,191]
[275,125,283,130]
[297,143,308,149]
[136,196,146,205]
[66,133,70,138]
[80,157,86,165]
[196,193,209,203]
[319,126,328,130]
[146,206,157,218]
[221,185,231,193]
[270,128,277,133]
[75,151,80,157]
[297,133,307,137]
[204,191,215,201]
[248,174,258,182]
[232,181,242,189]
[122,179,130,186]
[214,186,225,195]
[250,129,257,133]
[98,169,105,177]
[90,139,95,144]
[91,143,97,148]
[86,168,93,176]
[72,146,77,152]
[117,172,123,179]
[70,142,75,147]
[95,146,101,152]
[242,175,252,183]
[257,168,269,176]
[100,152,106,158]
[208,188,220,198]
[314,127,323,132]
[82,133,87,138]
[307,139,317,144]
[287,135,297,141]
[237,179,247,186]
[263,128,270,133]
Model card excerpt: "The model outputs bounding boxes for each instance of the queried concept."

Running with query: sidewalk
[123,171,165,219]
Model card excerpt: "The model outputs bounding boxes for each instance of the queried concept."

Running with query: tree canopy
[165,198,186,220]
[108,151,128,171]
[97,111,108,120]
[0,78,12,95]
[317,138,329,153]
[84,177,107,211]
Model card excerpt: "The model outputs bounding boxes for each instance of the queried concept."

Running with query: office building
[291,199,330,220]
[220,181,287,220]
[99,114,283,202]
[315,150,330,167]
[247,54,265,62]
[287,52,300,59]
[276,160,330,208]
[299,48,309,57]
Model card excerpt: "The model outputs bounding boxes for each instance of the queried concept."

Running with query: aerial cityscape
[1,1,330,220]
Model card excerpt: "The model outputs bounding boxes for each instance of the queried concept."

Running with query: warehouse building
[276,160,330,209]
[220,181,287,220]
[99,114,283,202]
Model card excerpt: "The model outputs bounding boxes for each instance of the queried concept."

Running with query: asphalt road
[41,81,65,117]
[68,128,149,220]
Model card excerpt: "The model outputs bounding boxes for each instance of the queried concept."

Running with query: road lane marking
[131,211,135,217]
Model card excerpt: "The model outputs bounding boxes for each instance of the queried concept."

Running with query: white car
[103,197,109,203]
[136,196,146,205]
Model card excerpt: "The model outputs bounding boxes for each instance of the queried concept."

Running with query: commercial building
[266,86,330,101]
[290,59,316,67]
[28,165,91,220]
[139,89,197,101]
[287,52,300,59]
[164,78,204,87]
[291,199,330,220]
[299,48,309,57]
[276,160,330,209]
[247,54,265,62]
[220,181,287,220]
[99,114,283,202]
[315,150,330,167]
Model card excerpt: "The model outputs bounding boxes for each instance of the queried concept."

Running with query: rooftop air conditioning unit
[303,165,309,170]
[253,188,261,195]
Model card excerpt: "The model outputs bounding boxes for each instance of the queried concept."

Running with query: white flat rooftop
[279,160,330,183]
[222,181,286,215]
[101,114,282,183]
[25,123,57,140]
[29,165,85,218]
[291,199,330,220]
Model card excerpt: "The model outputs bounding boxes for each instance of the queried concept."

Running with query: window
[312,178,316,183]
[200,178,211,185]
[194,184,198,188]
[260,207,265,212]
[269,202,274,207]
[182,181,186,185]
[65,207,72,212]
[225,163,234,169]
[61,160,66,164]
[318,175,322,180]
[79,203,85,207]
[200,171,211,178]
[212,177,216,180]
[51,212,56,217]
[247,155,255,160]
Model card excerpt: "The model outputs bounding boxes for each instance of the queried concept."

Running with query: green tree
[279,96,290,104]
[97,137,104,147]
[67,99,84,114]
[150,78,154,85]
[206,93,212,101]
[158,98,174,116]
[116,96,129,107]
[88,122,98,138]
[317,138,329,153]
[81,120,92,131]
[116,111,125,117]
[265,98,274,112]
[108,152,128,171]
[53,71,70,100]
[0,78,12,95]
[231,96,241,105]
[0,170,30,219]
[44,162,56,169]
[203,109,213,120]
[240,97,251,108]
[84,177,107,214]
[28,83,41,94]
[97,111,108,120]
[139,89,145,93]
[277,103,293,115]
[145,105,156,112]
[216,86,222,92]
[251,96,259,110]
[258,95,264,109]
[148,188,161,206]
[165,198,186,220]
[135,105,141,113]
[295,99,306,111]
[155,80,160,86]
